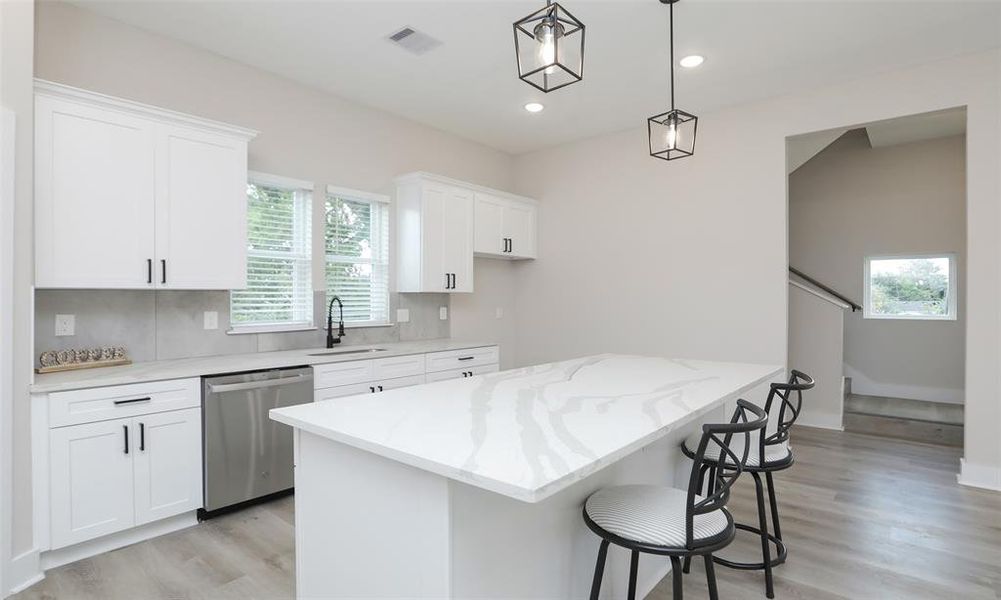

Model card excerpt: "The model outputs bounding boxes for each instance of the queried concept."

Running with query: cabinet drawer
[372,354,425,381]
[314,374,425,402]
[48,379,200,428]
[425,346,499,373]
[314,360,375,389]
[425,364,499,383]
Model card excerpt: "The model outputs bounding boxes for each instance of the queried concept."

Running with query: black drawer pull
[114,397,152,406]
[161,259,167,284]
[139,422,145,452]
[146,258,153,284]
[378,385,384,392]
[458,356,474,361]
[369,386,376,393]
[123,425,129,454]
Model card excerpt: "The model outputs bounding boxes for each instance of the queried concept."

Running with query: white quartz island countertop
[30,339,494,393]
[271,354,783,503]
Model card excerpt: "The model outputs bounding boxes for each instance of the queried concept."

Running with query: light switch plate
[439,306,448,320]
[54,314,75,337]
[396,308,410,323]
[203,311,219,330]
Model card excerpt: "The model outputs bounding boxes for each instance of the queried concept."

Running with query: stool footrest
[712,523,787,571]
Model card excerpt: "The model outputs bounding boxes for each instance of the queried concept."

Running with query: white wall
[790,132,966,405]
[13,0,518,574]
[512,49,1001,491]
[788,284,845,430]
[1,0,35,592]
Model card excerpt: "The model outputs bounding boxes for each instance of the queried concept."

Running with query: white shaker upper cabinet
[35,95,157,288]
[34,81,256,290]
[473,192,537,260]
[396,174,474,293]
[156,125,248,289]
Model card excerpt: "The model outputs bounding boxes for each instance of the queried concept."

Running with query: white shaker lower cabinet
[313,347,499,402]
[34,80,256,290]
[133,408,202,525]
[39,379,202,551]
[49,417,136,549]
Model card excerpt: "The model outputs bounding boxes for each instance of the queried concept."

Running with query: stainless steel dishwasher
[201,366,313,516]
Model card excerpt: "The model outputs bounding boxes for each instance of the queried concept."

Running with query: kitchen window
[325,186,390,327]
[863,254,957,320]
[230,173,314,333]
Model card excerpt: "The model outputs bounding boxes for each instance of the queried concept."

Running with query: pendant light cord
[669,1,675,110]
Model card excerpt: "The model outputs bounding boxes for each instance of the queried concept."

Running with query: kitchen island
[270,354,783,599]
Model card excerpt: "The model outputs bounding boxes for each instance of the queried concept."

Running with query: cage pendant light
[513,0,585,93]
[648,0,697,160]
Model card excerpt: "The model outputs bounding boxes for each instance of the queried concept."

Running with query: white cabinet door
[419,183,449,292]
[155,124,248,290]
[504,201,537,259]
[441,186,474,293]
[49,417,135,549]
[474,193,506,255]
[35,96,156,288]
[133,408,202,525]
[374,374,426,391]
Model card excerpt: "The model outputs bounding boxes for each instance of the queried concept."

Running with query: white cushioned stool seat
[584,484,730,548]
[682,430,791,468]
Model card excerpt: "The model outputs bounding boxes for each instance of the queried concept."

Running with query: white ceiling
[69,0,1001,155]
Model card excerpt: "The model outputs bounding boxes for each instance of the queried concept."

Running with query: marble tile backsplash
[34,289,450,367]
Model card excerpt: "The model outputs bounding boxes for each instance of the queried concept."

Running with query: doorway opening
[786,107,967,447]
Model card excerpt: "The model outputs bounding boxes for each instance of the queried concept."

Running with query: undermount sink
[307,348,388,357]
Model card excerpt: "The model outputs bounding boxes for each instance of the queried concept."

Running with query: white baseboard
[41,512,198,571]
[6,549,41,597]
[843,364,964,405]
[958,458,1001,492]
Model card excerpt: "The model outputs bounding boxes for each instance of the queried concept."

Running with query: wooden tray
[36,358,132,374]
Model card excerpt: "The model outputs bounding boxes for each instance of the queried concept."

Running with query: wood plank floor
[15,427,1001,600]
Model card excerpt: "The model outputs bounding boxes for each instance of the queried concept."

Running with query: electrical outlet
[439,306,448,320]
[495,307,504,319]
[203,311,219,330]
[54,314,75,337]
[396,308,410,323]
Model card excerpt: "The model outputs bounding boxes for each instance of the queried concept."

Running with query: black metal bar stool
[680,370,815,599]
[582,400,768,600]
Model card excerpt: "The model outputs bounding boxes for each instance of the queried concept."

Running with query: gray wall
[789,131,966,403]
[34,290,450,366]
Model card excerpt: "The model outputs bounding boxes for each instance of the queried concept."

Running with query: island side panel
[294,430,451,599]
[448,421,708,600]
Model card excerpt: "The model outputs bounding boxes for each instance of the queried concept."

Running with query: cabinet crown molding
[34,79,258,140]
[395,171,538,206]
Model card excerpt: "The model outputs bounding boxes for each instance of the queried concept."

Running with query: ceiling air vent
[387,26,442,56]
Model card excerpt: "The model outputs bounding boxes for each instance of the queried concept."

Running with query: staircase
[844,392,964,447]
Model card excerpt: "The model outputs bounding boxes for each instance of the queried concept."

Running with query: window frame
[862,253,958,321]
[324,185,392,329]
[228,172,315,334]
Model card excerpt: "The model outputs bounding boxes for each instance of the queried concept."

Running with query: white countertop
[31,339,495,393]
[270,354,783,503]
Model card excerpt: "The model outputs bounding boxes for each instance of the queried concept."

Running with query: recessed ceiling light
[524,102,545,113]
[680,55,704,68]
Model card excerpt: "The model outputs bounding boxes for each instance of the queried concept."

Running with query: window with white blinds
[230,174,313,332]
[325,187,390,326]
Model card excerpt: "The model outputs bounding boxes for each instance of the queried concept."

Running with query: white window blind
[325,187,390,326]
[230,175,313,332]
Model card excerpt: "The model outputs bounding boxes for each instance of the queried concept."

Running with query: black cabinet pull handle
[508,238,513,253]
[114,396,151,406]
[161,259,167,284]
[369,386,375,393]
[458,356,474,361]
[445,273,450,290]
[452,273,457,289]
[123,425,129,454]
[461,372,467,377]
[147,259,153,284]
[378,385,384,392]
[139,422,145,452]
